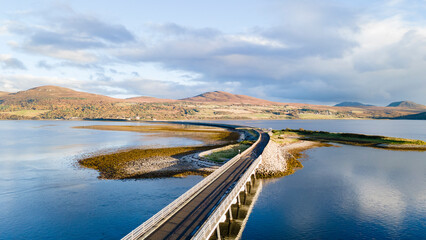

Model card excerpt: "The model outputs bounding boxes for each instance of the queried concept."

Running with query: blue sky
[1,0,426,105]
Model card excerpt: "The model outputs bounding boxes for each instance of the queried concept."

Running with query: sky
[1,0,426,105]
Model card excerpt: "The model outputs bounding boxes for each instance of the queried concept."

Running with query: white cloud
[0,54,26,70]
[0,74,81,92]
[227,35,287,48]
[1,1,426,104]
[22,46,98,63]
[356,178,406,224]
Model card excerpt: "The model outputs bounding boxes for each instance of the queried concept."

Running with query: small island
[272,128,426,150]
[77,123,258,179]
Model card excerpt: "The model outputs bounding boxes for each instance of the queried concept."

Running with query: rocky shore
[256,138,323,178]
[119,135,322,179]
[121,150,223,178]
[78,123,327,179]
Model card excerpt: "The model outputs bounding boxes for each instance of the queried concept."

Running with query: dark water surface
[0,120,425,239]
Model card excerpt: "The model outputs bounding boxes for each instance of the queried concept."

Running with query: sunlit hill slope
[0,86,424,120]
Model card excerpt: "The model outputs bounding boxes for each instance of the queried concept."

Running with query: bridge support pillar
[237,194,241,206]
[228,207,233,221]
[227,208,234,236]
[216,226,222,240]
[236,194,241,218]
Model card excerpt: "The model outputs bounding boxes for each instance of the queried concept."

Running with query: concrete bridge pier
[209,179,263,240]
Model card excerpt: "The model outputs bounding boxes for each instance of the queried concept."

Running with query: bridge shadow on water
[210,180,263,240]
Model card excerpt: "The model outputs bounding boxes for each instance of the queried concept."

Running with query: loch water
[207,120,425,239]
[242,143,426,239]
[0,121,203,240]
[0,120,425,239]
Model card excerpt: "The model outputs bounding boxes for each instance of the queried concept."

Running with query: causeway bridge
[122,129,269,240]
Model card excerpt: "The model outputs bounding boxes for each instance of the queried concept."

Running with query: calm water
[208,119,426,141]
[0,121,203,240]
[221,120,425,240]
[0,120,425,239]
[241,145,426,239]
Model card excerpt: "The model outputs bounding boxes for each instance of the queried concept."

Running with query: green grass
[205,142,253,162]
[272,128,426,147]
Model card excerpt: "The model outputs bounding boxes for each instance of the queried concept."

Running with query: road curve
[143,131,270,240]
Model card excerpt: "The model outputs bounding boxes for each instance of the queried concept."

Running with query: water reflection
[205,119,426,141]
[242,145,426,239]
[1,120,425,239]
[0,121,203,240]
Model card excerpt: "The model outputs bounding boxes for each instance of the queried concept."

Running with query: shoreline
[76,122,426,180]
[77,122,255,179]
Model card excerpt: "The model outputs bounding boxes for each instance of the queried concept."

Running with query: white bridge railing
[121,130,262,240]
[192,155,262,240]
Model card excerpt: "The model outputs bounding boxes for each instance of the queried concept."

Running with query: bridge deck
[143,132,269,240]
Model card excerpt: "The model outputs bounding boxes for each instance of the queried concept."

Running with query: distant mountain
[394,112,426,120]
[2,85,426,121]
[387,101,425,109]
[126,96,176,103]
[180,91,279,105]
[334,102,373,107]
[0,85,119,104]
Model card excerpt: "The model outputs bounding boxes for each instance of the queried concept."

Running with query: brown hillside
[0,85,120,104]
[180,91,283,105]
[0,91,10,97]
[387,101,425,109]
[1,85,424,120]
[126,96,176,103]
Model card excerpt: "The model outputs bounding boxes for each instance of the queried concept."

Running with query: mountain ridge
[125,96,177,103]
[0,85,424,120]
[387,101,425,109]
[180,90,282,105]
[334,102,374,107]
[3,86,424,107]
[4,85,119,103]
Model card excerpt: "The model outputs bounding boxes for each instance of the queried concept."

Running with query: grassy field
[205,141,253,162]
[272,128,426,149]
